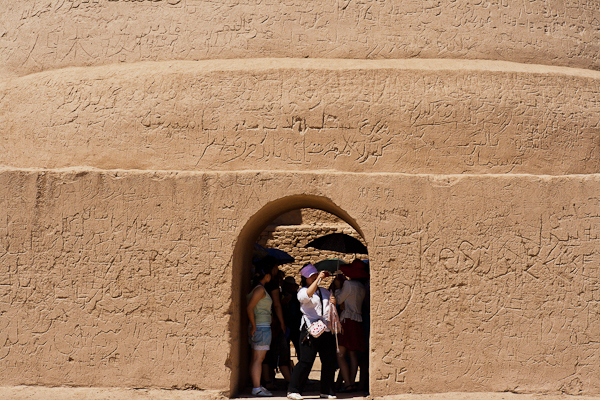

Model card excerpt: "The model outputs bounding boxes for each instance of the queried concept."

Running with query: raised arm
[306,271,327,297]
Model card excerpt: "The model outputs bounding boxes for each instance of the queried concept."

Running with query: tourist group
[247,239,370,399]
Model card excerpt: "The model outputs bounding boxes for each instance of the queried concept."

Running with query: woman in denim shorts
[247,263,274,396]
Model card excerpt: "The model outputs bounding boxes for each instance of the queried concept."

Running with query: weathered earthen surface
[0,169,232,389]
[0,389,599,400]
[2,60,600,175]
[0,386,227,400]
[3,0,600,396]
[1,170,599,395]
[2,1,600,76]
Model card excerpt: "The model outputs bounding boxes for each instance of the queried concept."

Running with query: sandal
[338,384,358,393]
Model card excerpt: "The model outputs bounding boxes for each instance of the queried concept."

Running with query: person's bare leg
[336,346,352,388]
[348,350,359,384]
[251,350,268,389]
[280,364,292,382]
[335,370,344,391]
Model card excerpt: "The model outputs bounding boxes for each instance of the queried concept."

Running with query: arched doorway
[230,195,368,396]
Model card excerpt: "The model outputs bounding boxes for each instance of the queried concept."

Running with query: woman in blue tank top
[247,263,274,396]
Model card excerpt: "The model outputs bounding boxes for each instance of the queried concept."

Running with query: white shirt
[297,286,332,332]
[335,280,365,322]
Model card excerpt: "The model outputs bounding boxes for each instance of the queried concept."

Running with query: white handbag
[308,319,327,338]
[307,288,327,338]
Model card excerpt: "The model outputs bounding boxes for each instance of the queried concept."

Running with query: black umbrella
[314,258,348,273]
[304,233,368,254]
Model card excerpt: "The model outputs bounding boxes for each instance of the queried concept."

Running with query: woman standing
[287,264,337,400]
[247,264,274,397]
[333,259,368,392]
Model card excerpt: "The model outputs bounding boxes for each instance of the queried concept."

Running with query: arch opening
[230,195,369,397]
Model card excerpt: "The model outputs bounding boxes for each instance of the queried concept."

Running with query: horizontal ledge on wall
[4,58,600,82]
[1,167,600,181]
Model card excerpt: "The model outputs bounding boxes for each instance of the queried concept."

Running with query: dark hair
[356,277,369,285]
[251,263,272,288]
[255,256,279,274]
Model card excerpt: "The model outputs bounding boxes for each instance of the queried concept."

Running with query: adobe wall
[2,60,600,175]
[2,0,600,397]
[1,170,600,395]
[2,1,600,76]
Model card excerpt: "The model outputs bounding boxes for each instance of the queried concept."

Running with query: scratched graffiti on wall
[2,0,600,76]
[1,66,600,174]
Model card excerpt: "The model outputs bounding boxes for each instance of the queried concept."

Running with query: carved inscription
[363,175,600,394]
[1,171,600,393]
[2,0,600,76]
[1,66,599,174]
[0,170,236,388]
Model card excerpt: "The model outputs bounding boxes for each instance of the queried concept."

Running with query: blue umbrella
[253,243,295,265]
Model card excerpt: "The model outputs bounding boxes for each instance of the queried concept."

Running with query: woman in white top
[333,259,368,392]
[287,264,337,400]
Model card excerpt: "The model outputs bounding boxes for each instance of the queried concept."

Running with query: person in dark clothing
[287,264,337,400]
[281,276,302,354]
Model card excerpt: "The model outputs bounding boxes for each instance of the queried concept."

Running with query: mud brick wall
[3,0,600,396]
[1,170,600,395]
[2,61,600,175]
[0,170,233,389]
[3,1,600,77]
